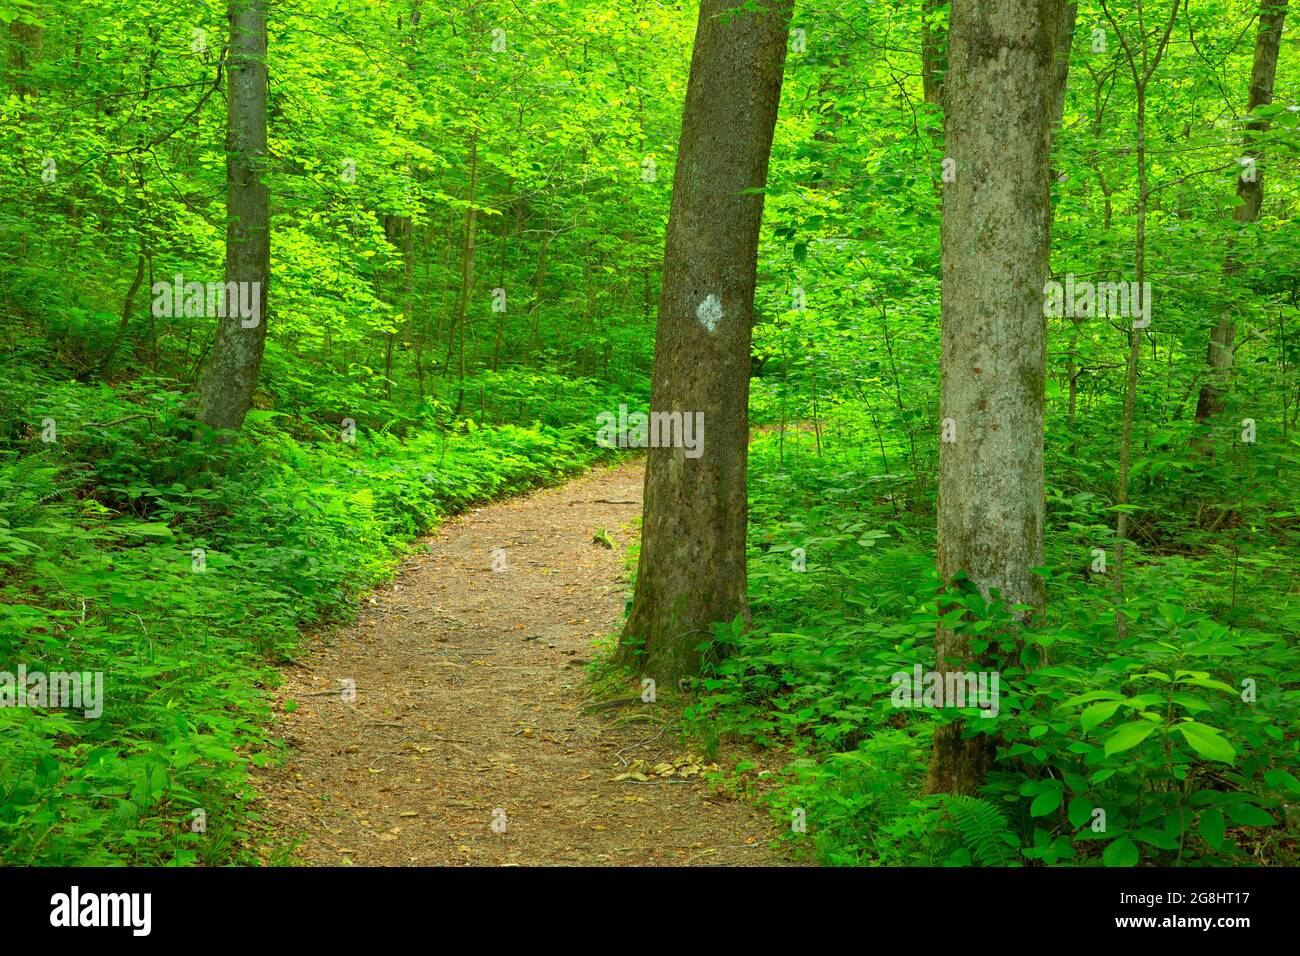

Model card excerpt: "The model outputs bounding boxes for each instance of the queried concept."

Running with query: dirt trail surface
[257,460,784,866]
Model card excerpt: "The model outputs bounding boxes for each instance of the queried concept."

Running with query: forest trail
[256,460,784,866]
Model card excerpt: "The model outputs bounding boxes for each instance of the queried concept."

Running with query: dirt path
[256,460,784,866]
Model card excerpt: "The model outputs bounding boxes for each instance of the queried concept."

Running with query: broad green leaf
[1067,795,1093,829]
[1104,721,1158,757]
[1225,803,1275,827]
[1080,699,1120,732]
[1174,722,1236,763]
[1103,835,1139,867]
[1198,808,1225,849]
[1030,790,1063,817]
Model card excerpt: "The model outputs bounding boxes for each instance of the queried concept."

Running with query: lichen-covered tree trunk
[1194,0,1288,425]
[196,0,269,436]
[615,0,793,683]
[926,0,1059,795]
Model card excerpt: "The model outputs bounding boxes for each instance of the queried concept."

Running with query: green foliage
[766,731,925,866]
[693,428,1299,866]
[0,358,625,865]
[873,795,1022,868]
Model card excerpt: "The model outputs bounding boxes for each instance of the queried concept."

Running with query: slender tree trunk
[91,36,161,381]
[92,239,147,378]
[615,0,793,683]
[1112,83,1148,639]
[196,0,269,437]
[432,209,455,361]
[380,212,413,403]
[1050,4,1078,435]
[449,132,478,415]
[525,222,550,358]
[492,193,516,372]
[1102,0,1180,635]
[8,14,41,101]
[1194,0,1288,425]
[1050,3,1078,139]
[925,0,1059,796]
[920,0,947,108]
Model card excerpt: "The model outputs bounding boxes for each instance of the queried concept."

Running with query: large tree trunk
[195,0,270,436]
[925,0,1059,795]
[614,0,793,683]
[1194,0,1288,425]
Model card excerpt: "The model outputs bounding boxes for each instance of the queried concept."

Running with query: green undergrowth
[687,423,1300,867]
[0,357,636,865]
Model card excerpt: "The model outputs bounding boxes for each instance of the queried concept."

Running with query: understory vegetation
[690,421,1298,866]
[0,362,632,863]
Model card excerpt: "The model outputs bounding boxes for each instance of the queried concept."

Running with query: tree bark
[615,0,793,683]
[195,0,270,437]
[925,0,1059,796]
[1194,0,1288,425]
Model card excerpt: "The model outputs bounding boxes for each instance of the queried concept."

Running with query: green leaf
[1104,721,1157,757]
[1080,699,1121,732]
[1102,835,1139,867]
[1198,808,1225,849]
[1177,676,1238,694]
[120,522,173,538]
[1174,722,1236,763]
[1061,690,1124,707]
[1030,790,1063,817]
[1225,803,1275,827]
[1263,769,1300,796]
[1067,795,1092,829]
[1132,828,1180,850]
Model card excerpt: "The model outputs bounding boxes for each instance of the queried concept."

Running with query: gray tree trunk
[1194,0,1288,425]
[926,0,1060,795]
[196,0,270,436]
[615,0,793,683]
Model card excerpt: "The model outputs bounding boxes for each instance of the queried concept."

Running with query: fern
[935,795,1021,867]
